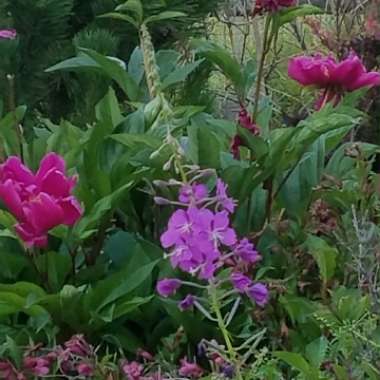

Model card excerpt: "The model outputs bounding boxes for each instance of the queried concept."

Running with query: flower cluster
[0,29,17,40]
[253,0,296,15]
[231,106,260,159]
[0,152,82,247]
[155,175,269,308]
[0,335,94,379]
[288,53,380,109]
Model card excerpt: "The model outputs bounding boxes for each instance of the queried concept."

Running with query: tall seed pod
[140,23,161,98]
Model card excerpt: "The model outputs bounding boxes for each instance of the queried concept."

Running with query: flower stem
[253,16,273,120]
[209,282,243,380]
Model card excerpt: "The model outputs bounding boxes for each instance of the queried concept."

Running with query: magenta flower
[247,283,269,307]
[0,29,17,40]
[288,53,380,109]
[179,294,195,311]
[216,179,236,213]
[0,153,82,247]
[234,238,261,264]
[179,358,204,378]
[206,211,237,248]
[157,278,182,297]
[253,0,296,15]
[179,184,208,204]
[122,361,143,380]
[231,106,259,159]
[230,272,253,292]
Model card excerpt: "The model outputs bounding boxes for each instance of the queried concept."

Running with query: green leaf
[161,59,204,89]
[75,181,134,239]
[305,337,328,368]
[197,127,221,168]
[274,351,312,376]
[98,12,139,28]
[116,0,143,23]
[0,106,26,156]
[333,365,350,380]
[110,133,161,149]
[47,49,140,101]
[192,40,244,95]
[237,126,268,162]
[145,11,186,25]
[361,361,380,380]
[85,259,158,314]
[273,4,323,30]
[306,235,337,282]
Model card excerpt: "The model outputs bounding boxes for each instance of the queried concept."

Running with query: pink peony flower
[0,29,17,40]
[0,153,82,247]
[288,53,380,109]
[178,358,203,378]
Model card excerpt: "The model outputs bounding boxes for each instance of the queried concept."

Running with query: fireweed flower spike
[288,53,380,109]
[0,152,82,247]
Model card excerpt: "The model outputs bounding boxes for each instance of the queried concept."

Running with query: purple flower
[207,211,237,248]
[234,238,261,264]
[179,184,208,204]
[156,278,182,297]
[230,272,253,292]
[247,283,269,307]
[216,179,236,213]
[0,29,17,40]
[179,294,195,311]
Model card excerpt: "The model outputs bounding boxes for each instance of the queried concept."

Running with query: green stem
[210,282,243,380]
[253,16,273,120]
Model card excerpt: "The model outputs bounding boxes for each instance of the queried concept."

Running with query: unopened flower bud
[154,197,172,205]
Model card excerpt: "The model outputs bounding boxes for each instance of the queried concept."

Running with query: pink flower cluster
[0,335,94,379]
[288,53,380,109]
[0,153,82,247]
[253,0,296,15]
[0,29,17,40]
[155,177,269,308]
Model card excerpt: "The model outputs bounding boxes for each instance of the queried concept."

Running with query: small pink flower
[288,53,380,109]
[0,153,82,247]
[122,361,143,380]
[179,358,203,378]
[23,356,50,376]
[64,335,92,357]
[77,362,94,376]
[0,29,17,40]
[136,349,154,361]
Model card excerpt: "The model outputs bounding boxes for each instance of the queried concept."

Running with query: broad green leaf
[145,11,186,25]
[274,351,312,376]
[306,235,337,282]
[85,259,158,313]
[98,12,138,28]
[305,337,328,368]
[197,127,221,169]
[47,49,139,101]
[0,106,26,156]
[116,0,143,23]
[273,4,323,30]
[110,133,161,149]
[192,40,244,95]
[161,59,204,89]
[237,126,268,162]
